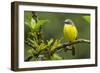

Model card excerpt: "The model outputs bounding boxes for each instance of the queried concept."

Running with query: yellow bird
[63,19,78,55]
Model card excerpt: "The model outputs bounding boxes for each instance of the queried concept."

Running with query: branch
[52,39,90,53]
[52,39,90,54]
[25,39,90,61]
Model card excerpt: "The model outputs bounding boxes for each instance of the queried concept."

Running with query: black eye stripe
[64,21,72,24]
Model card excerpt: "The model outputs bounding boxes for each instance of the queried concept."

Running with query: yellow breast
[64,24,78,42]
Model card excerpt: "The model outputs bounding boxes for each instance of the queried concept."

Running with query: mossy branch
[25,39,90,61]
[55,39,90,50]
[51,39,90,54]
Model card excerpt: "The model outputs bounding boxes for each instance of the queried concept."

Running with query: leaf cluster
[25,12,62,61]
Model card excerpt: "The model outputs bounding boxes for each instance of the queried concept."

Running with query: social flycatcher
[63,19,78,55]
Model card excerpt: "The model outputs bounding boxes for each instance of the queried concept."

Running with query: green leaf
[47,38,54,47]
[31,18,37,28]
[26,38,39,48]
[83,16,90,23]
[36,43,47,52]
[31,56,37,61]
[27,48,37,55]
[28,32,36,37]
[24,21,31,31]
[24,12,33,38]
[50,40,61,52]
[51,53,62,60]
[32,20,48,31]
[24,11,32,26]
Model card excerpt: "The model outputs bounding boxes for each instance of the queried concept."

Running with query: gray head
[64,19,74,25]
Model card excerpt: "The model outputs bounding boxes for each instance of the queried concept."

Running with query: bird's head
[64,19,74,25]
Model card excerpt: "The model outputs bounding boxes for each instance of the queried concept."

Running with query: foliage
[24,12,63,61]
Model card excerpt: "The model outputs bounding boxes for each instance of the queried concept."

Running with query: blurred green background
[24,11,90,60]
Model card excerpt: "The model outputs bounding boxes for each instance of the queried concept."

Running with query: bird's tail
[72,45,75,56]
[69,41,75,56]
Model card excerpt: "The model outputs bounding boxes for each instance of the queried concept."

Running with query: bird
[63,19,78,55]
